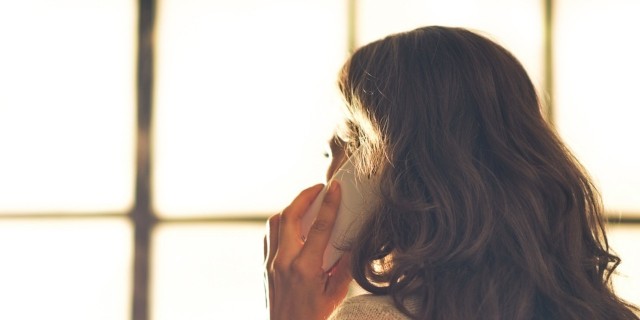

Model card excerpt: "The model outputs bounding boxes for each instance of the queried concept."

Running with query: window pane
[0,219,132,320]
[608,224,640,306]
[154,0,347,217]
[555,0,640,215]
[357,0,544,88]
[151,223,265,319]
[0,1,136,213]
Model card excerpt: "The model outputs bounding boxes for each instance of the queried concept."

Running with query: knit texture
[328,294,417,320]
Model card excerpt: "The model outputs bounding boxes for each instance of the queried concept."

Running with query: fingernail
[328,180,340,194]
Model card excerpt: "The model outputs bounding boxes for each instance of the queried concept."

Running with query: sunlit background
[0,0,638,319]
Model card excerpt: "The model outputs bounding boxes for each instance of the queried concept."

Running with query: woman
[264,26,639,319]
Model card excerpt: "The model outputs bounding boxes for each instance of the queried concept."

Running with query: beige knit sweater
[328,294,419,320]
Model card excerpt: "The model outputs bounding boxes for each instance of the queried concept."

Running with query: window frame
[0,1,637,320]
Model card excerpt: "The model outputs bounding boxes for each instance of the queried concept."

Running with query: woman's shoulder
[328,294,415,320]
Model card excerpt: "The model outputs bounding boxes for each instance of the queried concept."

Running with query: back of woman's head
[338,26,639,320]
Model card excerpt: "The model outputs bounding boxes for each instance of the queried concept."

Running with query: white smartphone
[300,148,379,271]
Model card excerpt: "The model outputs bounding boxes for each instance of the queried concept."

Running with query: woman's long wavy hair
[338,26,639,320]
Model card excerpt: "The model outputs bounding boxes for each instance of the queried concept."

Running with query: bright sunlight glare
[555,0,640,215]
[151,224,265,319]
[0,219,131,320]
[153,0,347,217]
[0,0,136,213]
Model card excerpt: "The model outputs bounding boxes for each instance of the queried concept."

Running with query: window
[555,0,640,214]
[153,0,346,217]
[0,0,135,213]
[0,1,637,319]
[0,1,135,319]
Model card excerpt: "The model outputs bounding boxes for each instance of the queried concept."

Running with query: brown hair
[338,26,639,320]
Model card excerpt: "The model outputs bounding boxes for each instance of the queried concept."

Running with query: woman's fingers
[298,181,341,266]
[325,252,352,297]
[264,182,350,319]
[276,184,324,264]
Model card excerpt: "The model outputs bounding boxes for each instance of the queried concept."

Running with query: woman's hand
[264,182,353,320]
